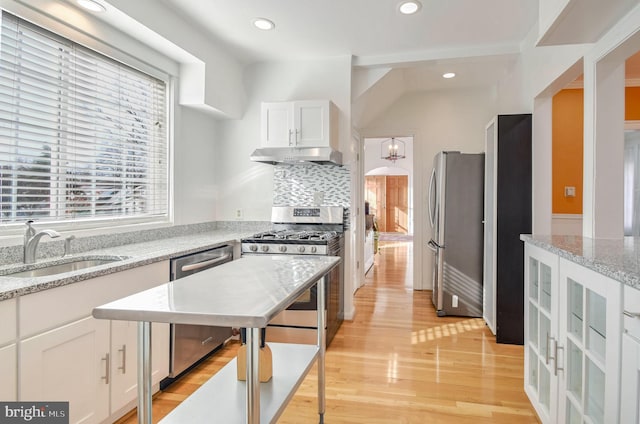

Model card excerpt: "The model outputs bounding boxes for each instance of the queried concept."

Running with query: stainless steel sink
[6,257,125,278]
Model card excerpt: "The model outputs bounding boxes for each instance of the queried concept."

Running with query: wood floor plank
[115,241,539,423]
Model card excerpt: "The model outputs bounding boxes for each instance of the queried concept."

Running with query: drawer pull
[118,345,126,374]
[201,336,213,345]
[624,310,640,319]
[101,353,110,384]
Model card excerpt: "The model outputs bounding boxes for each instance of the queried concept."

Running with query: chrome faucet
[24,220,61,264]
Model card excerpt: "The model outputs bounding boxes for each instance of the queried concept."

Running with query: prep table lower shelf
[160,343,319,424]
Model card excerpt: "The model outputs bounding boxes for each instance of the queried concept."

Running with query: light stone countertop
[0,229,255,301]
[93,255,341,328]
[521,234,640,289]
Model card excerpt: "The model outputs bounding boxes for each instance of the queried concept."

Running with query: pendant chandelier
[380,137,406,163]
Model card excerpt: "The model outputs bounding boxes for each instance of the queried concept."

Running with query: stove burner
[247,230,338,242]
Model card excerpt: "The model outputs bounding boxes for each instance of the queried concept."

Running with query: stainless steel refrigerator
[428,151,484,317]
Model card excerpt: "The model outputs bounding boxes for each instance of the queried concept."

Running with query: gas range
[241,205,345,346]
[241,206,344,256]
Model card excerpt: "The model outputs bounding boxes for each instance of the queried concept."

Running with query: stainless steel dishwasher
[166,244,234,381]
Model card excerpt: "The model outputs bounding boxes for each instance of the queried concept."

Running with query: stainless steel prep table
[93,255,340,424]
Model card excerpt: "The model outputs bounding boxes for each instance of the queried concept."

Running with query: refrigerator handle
[428,168,436,228]
[427,239,440,252]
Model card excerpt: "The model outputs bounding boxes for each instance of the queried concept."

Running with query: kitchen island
[520,235,640,423]
[93,254,340,424]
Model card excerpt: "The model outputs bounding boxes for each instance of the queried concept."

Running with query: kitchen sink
[5,256,126,278]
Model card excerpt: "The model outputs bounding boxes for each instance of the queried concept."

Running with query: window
[0,12,169,226]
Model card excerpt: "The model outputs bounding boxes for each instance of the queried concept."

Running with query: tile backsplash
[273,163,351,228]
[273,164,350,207]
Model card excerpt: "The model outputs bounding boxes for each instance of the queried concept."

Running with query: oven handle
[180,254,232,272]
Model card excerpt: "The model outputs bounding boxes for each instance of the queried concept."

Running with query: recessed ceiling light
[76,0,106,13]
[443,72,456,79]
[398,1,422,15]
[253,18,275,31]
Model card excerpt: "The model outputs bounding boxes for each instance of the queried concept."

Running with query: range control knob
[261,245,270,252]
[298,246,306,253]
[249,245,258,252]
[279,245,287,253]
[310,246,317,253]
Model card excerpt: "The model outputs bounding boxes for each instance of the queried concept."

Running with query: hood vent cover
[250,147,342,165]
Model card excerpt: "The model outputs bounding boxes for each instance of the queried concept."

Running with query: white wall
[173,106,219,225]
[360,86,496,290]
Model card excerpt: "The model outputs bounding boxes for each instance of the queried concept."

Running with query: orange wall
[626,86,640,120]
[552,87,640,214]
[552,89,584,214]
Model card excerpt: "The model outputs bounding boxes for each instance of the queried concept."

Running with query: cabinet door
[524,243,560,423]
[620,333,640,423]
[557,259,622,424]
[293,100,332,147]
[110,321,170,413]
[20,316,110,424]
[0,344,17,401]
[261,102,293,147]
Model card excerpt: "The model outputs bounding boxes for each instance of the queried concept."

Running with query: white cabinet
[20,316,111,424]
[620,285,640,423]
[524,243,560,423]
[0,298,17,401]
[0,343,17,401]
[261,100,338,149]
[558,258,621,424]
[0,298,16,345]
[18,261,170,424]
[110,321,169,414]
[524,244,623,424]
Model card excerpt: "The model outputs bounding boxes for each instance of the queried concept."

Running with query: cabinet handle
[288,129,293,146]
[295,128,300,144]
[118,345,126,374]
[624,310,640,319]
[545,333,553,365]
[554,344,564,376]
[201,336,213,345]
[101,353,110,384]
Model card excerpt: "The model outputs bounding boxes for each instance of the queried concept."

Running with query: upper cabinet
[537,0,639,46]
[261,100,338,149]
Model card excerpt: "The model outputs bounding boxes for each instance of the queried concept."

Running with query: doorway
[362,136,414,287]
[365,175,409,233]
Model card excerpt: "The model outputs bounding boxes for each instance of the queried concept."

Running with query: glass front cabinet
[524,244,622,424]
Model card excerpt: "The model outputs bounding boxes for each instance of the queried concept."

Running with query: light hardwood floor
[117,240,539,423]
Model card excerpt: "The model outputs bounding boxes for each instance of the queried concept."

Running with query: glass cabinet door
[558,259,622,424]
[524,244,559,424]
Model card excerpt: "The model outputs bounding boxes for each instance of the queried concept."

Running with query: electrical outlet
[564,186,576,197]
[452,295,459,308]
[235,209,243,220]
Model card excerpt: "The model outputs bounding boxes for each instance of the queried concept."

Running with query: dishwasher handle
[180,253,233,273]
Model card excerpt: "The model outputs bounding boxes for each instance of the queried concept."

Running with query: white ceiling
[159,0,539,91]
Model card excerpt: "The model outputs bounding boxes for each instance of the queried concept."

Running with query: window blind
[0,12,169,225]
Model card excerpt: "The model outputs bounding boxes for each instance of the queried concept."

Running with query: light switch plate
[564,186,576,197]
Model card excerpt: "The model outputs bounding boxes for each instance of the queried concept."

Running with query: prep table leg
[317,276,326,423]
[137,321,152,424]
[246,327,260,424]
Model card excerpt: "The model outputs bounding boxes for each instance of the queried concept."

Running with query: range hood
[250,147,342,165]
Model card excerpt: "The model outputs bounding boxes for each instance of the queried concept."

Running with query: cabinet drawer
[0,299,17,346]
[0,298,17,346]
[624,285,640,339]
